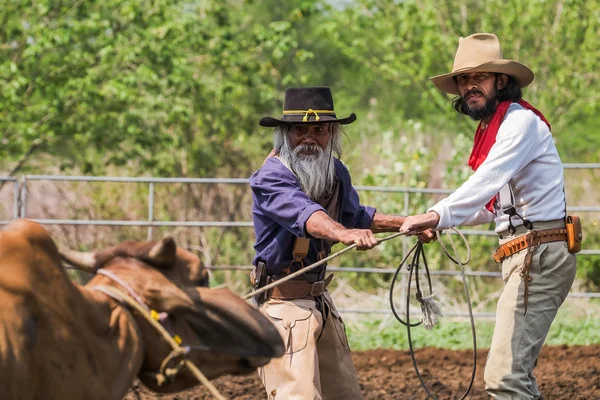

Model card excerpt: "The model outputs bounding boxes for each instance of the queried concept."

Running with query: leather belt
[267,274,333,300]
[493,228,567,263]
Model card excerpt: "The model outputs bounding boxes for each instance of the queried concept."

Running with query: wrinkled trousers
[485,220,577,399]
[257,291,363,400]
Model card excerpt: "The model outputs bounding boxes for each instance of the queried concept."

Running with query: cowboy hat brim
[430,60,534,95]
[259,113,357,127]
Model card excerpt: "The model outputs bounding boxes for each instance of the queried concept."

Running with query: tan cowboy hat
[430,33,534,95]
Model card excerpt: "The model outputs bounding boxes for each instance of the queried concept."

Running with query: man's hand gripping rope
[243,232,406,301]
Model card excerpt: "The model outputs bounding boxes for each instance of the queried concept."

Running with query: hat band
[282,109,335,114]
[283,109,335,122]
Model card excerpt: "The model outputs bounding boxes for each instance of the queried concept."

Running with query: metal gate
[2,165,600,316]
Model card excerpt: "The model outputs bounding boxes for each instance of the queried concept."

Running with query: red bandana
[467,99,551,212]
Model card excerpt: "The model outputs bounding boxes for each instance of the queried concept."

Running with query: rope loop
[389,229,477,400]
[434,228,471,265]
[156,347,191,386]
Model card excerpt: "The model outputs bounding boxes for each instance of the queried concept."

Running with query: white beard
[279,137,336,202]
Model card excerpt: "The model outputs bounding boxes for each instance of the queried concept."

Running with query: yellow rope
[302,109,320,122]
[93,285,226,400]
[283,109,333,115]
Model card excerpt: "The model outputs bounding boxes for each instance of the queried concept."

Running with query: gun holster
[250,262,269,304]
[566,215,582,253]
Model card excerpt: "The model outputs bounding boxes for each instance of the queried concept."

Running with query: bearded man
[401,34,577,399]
[250,86,421,399]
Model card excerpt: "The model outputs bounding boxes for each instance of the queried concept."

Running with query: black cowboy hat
[259,86,357,127]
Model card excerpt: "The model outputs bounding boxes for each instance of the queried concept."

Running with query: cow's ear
[146,237,177,267]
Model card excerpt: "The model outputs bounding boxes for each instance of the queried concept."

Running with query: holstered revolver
[250,262,269,303]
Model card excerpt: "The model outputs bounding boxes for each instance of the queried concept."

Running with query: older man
[250,86,418,400]
[401,33,578,399]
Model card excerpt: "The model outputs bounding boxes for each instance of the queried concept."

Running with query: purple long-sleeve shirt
[250,157,376,275]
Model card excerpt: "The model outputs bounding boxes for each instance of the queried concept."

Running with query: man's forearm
[370,212,406,233]
[305,210,347,241]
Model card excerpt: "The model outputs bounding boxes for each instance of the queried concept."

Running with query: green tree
[324,0,600,161]
[0,0,329,176]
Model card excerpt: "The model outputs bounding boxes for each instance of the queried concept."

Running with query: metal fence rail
[17,167,600,255]
[208,265,600,303]
[4,165,599,317]
[0,177,19,224]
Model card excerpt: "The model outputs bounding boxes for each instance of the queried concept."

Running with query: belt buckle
[310,281,325,296]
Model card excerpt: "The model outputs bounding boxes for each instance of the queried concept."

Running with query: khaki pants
[485,220,577,399]
[257,291,363,400]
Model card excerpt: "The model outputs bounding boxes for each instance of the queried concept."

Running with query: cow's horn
[147,237,177,266]
[59,249,97,273]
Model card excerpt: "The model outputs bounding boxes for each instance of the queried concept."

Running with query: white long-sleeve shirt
[430,103,565,233]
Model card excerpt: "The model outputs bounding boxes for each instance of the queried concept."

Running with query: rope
[243,228,477,399]
[389,242,422,327]
[390,228,477,400]
[440,229,477,399]
[243,232,405,300]
[93,285,226,400]
[97,269,150,311]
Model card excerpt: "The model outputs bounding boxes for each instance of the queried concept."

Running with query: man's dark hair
[452,74,523,118]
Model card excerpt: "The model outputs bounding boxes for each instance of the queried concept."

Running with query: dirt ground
[125,344,600,399]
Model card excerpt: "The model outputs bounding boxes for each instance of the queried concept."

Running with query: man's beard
[462,87,498,121]
[279,137,336,202]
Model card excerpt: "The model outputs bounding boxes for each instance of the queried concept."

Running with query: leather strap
[519,231,542,315]
[267,274,333,300]
[292,237,310,262]
[279,237,311,276]
[493,228,567,263]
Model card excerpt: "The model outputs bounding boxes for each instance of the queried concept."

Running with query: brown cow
[0,219,283,399]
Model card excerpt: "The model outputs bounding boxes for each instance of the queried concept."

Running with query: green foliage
[578,225,600,289]
[346,318,494,351]
[346,309,600,351]
[2,0,599,176]
[1,0,323,176]
[326,0,600,161]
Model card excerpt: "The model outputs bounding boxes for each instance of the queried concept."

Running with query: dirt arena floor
[125,344,599,399]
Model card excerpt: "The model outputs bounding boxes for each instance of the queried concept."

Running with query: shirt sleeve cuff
[428,202,452,230]
[298,203,326,237]
[357,206,377,229]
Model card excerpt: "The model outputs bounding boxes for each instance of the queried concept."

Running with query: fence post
[400,190,410,314]
[19,177,28,218]
[147,182,155,240]
[402,191,409,259]
[13,179,20,219]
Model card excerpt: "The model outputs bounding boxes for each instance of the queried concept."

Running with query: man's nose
[300,134,317,144]
[301,129,320,140]
[463,76,479,89]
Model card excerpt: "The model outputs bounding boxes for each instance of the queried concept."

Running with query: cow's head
[61,238,284,393]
